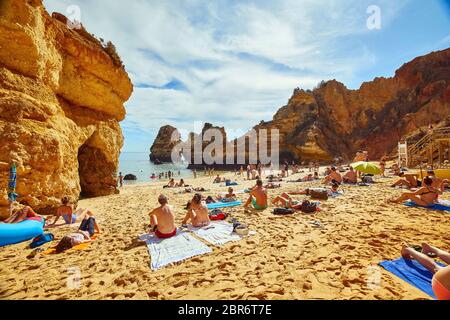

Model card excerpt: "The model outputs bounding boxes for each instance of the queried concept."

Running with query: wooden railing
[407,127,450,166]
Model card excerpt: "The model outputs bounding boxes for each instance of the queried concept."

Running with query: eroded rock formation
[0,0,133,215]
[149,125,181,163]
[150,47,450,166]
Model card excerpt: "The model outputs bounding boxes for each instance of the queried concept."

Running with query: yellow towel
[43,234,98,255]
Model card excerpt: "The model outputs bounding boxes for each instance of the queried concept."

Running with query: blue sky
[43,0,450,152]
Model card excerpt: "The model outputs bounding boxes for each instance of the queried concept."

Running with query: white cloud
[43,0,411,150]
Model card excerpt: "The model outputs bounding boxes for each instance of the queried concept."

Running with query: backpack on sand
[309,189,329,200]
[300,200,317,214]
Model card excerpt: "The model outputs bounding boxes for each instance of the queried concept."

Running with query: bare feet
[421,242,438,258]
[401,243,414,260]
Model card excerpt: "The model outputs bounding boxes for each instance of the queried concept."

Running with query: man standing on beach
[118,172,123,188]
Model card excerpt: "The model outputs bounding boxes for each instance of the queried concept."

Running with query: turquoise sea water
[118,152,192,184]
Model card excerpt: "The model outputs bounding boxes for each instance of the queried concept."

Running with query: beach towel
[43,234,98,255]
[380,258,446,299]
[404,200,450,212]
[139,231,212,271]
[207,200,242,210]
[330,191,344,198]
[187,221,254,246]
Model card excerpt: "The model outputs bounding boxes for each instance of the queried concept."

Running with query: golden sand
[1,171,449,300]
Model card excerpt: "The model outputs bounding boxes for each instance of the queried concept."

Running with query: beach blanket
[43,235,98,255]
[139,231,212,271]
[404,199,450,212]
[187,221,254,246]
[207,200,242,210]
[331,191,344,198]
[380,258,446,299]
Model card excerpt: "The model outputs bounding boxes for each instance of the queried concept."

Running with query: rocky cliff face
[149,125,181,163]
[0,0,133,216]
[150,47,450,166]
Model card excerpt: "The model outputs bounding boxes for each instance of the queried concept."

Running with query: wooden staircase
[407,127,450,168]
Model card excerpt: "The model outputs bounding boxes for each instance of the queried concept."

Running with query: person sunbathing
[401,243,450,300]
[49,196,82,225]
[244,179,268,210]
[213,175,224,183]
[289,183,340,197]
[184,186,206,193]
[3,203,40,224]
[267,175,283,182]
[218,187,237,202]
[427,170,449,191]
[389,176,441,207]
[176,179,186,187]
[182,193,210,227]
[163,178,176,188]
[265,182,281,189]
[54,230,92,253]
[149,194,177,239]
[272,193,302,209]
[342,167,357,184]
[391,172,421,189]
[323,166,343,184]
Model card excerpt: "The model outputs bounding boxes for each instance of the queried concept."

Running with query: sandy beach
[1,170,449,300]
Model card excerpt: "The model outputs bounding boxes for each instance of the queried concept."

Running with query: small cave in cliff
[77,141,116,198]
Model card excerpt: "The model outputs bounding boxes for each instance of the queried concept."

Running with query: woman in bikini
[182,193,210,227]
[401,243,450,300]
[389,176,441,206]
[3,202,40,224]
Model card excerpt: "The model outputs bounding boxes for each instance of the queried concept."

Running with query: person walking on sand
[244,179,268,211]
[401,242,450,300]
[148,195,177,239]
[118,172,123,188]
[182,193,210,227]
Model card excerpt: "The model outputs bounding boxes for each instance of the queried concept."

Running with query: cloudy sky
[43,0,450,152]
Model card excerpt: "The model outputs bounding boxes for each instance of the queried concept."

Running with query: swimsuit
[155,228,177,239]
[63,213,77,224]
[252,197,268,210]
[432,276,450,300]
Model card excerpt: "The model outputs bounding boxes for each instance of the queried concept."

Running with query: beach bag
[300,200,317,214]
[29,233,54,249]
[309,189,329,200]
[79,217,96,236]
[209,209,228,221]
[362,176,374,184]
[273,208,295,215]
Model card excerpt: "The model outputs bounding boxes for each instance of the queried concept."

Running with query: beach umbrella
[351,161,382,175]
[7,162,18,202]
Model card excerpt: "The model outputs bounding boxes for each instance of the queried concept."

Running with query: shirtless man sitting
[244,179,268,211]
[391,172,421,189]
[149,195,177,239]
[182,193,210,227]
[323,166,343,184]
[342,167,357,184]
[389,176,441,207]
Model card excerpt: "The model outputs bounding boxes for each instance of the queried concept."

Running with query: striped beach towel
[139,230,212,271]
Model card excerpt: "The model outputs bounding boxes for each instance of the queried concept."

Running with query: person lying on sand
[401,242,450,300]
[213,175,225,184]
[342,167,358,184]
[389,176,442,207]
[391,172,421,189]
[217,187,237,202]
[267,175,283,183]
[54,231,92,253]
[3,202,40,224]
[184,187,207,193]
[149,194,177,239]
[323,166,343,184]
[427,170,449,191]
[265,182,281,189]
[289,183,340,197]
[272,193,302,209]
[182,193,211,227]
[163,178,176,188]
[244,179,268,211]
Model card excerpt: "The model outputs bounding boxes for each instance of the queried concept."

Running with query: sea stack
[149,125,182,163]
[0,0,133,214]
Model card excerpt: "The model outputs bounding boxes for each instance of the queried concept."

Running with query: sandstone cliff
[149,125,181,163]
[0,0,133,216]
[150,47,450,166]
